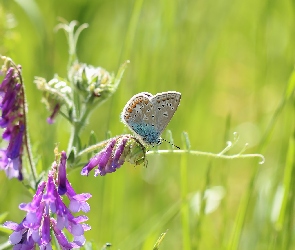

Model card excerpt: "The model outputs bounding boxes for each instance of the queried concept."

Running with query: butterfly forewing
[122,92,153,125]
[151,91,181,134]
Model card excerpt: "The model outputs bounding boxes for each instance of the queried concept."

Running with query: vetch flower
[81,134,146,177]
[3,151,91,249]
[0,63,26,180]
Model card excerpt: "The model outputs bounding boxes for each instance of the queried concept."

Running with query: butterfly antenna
[161,138,180,149]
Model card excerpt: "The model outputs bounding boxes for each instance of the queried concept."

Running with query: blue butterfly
[121,91,181,146]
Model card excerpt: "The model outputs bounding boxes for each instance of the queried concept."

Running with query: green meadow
[0,0,294,249]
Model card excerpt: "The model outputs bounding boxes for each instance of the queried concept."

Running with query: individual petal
[73,235,86,247]
[70,223,83,236]
[111,137,128,169]
[3,221,20,231]
[9,231,23,245]
[0,67,14,91]
[42,173,57,213]
[57,151,67,195]
[40,214,51,245]
[23,202,45,229]
[69,198,90,213]
[6,125,24,160]
[19,181,46,212]
[82,223,91,231]
[71,215,89,224]
[55,194,73,230]
[51,218,79,249]
[4,159,20,179]
[14,231,36,250]
[66,179,91,213]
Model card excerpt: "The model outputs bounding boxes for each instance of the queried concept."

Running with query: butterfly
[121,91,181,146]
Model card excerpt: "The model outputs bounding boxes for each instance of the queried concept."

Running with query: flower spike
[0,61,26,180]
[3,150,92,249]
[80,134,146,177]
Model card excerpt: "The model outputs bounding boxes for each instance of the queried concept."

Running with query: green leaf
[0,212,8,224]
[153,231,168,250]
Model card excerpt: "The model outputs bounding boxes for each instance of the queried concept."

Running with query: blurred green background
[0,0,294,249]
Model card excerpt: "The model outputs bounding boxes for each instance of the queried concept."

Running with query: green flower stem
[146,149,265,164]
[66,104,92,155]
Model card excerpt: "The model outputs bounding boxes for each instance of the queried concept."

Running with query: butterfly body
[121,91,181,146]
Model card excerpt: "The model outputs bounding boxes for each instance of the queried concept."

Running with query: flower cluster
[3,151,91,249]
[81,135,146,176]
[34,21,125,126]
[0,63,25,180]
[69,62,113,99]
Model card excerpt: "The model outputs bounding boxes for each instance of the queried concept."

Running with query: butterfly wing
[121,91,181,145]
[121,92,153,125]
[151,91,181,135]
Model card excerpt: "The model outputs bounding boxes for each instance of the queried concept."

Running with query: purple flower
[3,151,91,249]
[58,151,67,195]
[81,135,146,176]
[0,66,26,180]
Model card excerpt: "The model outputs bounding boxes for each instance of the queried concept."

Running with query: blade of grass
[120,0,144,61]
[276,136,295,249]
[180,133,191,250]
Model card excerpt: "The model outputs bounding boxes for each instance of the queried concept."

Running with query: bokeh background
[0,0,294,249]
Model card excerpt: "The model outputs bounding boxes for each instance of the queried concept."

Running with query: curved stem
[66,101,93,155]
[146,149,265,164]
